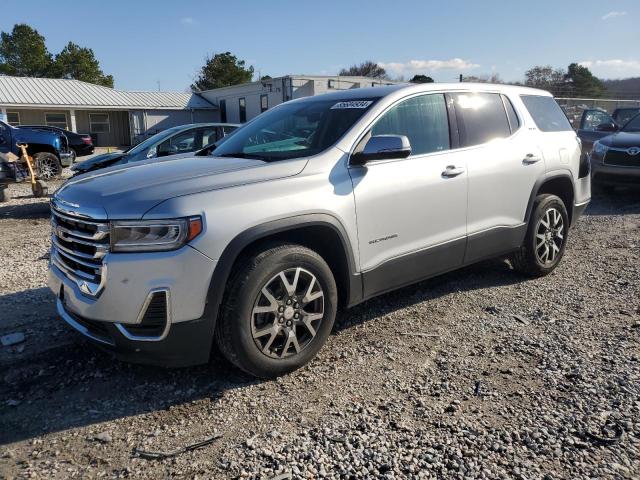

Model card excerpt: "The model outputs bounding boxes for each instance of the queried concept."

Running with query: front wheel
[33,152,62,180]
[215,243,338,378]
[511,194,569,277]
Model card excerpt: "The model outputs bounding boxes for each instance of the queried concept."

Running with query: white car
[49,83,590,377]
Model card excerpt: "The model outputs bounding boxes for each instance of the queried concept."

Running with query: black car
[20,125,94,161]
[590,113,640,186]
[576,107,640,154]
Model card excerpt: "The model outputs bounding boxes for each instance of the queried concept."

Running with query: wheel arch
[525,173,575,225]
[202,214,362,336]
[26,144,59,159]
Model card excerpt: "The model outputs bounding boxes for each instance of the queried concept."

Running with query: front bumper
[59,151,74,167]
[48,245,218,367]
[591,157,640,185]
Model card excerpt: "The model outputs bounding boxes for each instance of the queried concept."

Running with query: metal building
[0,76,216,146]
[198,75,400,123]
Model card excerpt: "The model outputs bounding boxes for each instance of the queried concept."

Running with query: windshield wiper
[216,152,271,161]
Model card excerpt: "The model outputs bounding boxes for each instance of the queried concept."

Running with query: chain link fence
[556,98,640,128]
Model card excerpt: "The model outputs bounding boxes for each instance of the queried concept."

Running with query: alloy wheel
[251,267,324,359]
[535,207,564,265]
[36,157,60,180]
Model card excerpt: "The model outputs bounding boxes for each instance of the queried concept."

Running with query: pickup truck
[0,120,73,179]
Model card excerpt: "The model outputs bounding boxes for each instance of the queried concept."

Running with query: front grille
[51,207,109,296]
[604,149,640,167]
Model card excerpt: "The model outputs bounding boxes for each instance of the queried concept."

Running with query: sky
[1,0,638,92]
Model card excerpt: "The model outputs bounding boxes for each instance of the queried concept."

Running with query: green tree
[410,74,434,83]
[565,63,605,97]
[0,24,52,77]
[339,60,387,78]
[51,42,114,87]
[191,52,254,91]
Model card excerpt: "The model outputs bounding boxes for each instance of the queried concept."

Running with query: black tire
[69,149,77,164]
[511,194,569,277]
[0,187,9,203]
[33,152,62,180]
[32,180,48,198]
[215,243,338,378]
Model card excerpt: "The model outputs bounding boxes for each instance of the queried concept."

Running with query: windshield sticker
[330,100,373,110]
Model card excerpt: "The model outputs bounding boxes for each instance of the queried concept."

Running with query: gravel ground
[0,179,639,479]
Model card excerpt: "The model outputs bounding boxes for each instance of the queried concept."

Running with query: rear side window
[451,93,511,147]
[520,95,572,132]
[371,93,450,156]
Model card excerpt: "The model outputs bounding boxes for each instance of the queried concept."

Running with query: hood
[600,131,640,149]
[54,155,307,219]
[71,152,126,173]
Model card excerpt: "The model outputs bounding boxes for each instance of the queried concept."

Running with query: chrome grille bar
[51,206,109,297]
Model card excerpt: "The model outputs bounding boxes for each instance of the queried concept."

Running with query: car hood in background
[598,132,640,149]
[71,152,127,173]
[53,155,307,219]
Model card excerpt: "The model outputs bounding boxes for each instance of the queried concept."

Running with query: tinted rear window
[451,92,511,147]
[520,95,572,132]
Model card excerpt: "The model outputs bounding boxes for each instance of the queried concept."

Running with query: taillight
[82,136,93,145]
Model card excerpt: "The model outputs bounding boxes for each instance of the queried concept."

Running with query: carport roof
[0,76,215,110]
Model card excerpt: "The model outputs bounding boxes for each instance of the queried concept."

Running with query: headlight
[110,217,202,252]
[593,141,608,155]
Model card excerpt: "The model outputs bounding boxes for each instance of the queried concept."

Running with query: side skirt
[358,224,527,303]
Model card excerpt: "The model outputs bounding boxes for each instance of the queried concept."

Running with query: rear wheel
[511,194,569,277]
[33,152,62,180]
[215,243,337,378]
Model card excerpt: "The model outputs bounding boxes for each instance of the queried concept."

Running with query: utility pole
[459,74,463,83]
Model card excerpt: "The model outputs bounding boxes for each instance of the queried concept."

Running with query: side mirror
[350,135,412,165]
[595,122,618,132]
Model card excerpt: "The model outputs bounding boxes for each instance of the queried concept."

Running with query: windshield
[213,98,378,161]
[622,114,640,133]
[126,127,185,155]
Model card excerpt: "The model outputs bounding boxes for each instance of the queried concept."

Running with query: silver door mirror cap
[351,135,411,165]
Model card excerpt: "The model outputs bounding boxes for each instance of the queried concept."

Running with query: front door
[348,93,468,297]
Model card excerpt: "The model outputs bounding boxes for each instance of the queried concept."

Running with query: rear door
[348,93,468,297]
[451,92,545,263]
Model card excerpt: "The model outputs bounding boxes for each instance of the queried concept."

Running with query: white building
[199,75,400,123]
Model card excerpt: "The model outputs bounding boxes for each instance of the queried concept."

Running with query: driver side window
[157,129,198,156]
[371,94,450,156]
[582,110,615,131]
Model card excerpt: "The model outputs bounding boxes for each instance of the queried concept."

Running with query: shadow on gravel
[585,186,640,216]
[0,258,525,446]
[0,201,51,220]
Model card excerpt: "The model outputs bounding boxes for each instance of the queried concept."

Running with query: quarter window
[45,112,68,129]
[6,112,20,126]
[89,113,110,133]
[371,94,450,156]
[520,95,573,132]
[452,93,511,147]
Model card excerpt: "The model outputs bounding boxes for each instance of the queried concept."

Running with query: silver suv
[48,84,590,377]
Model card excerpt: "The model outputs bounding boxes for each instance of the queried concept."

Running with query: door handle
[523,153,542,164]
[442,165,465,177]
